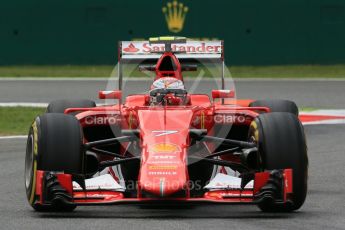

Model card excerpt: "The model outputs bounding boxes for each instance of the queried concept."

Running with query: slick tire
[249,100,299,116]
[248,112,308,212]
[46,99,96,114]
[25,113,84,212]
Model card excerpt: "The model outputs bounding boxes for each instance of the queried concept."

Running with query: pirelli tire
[46,99,96,114]
[25,113,84,212]
[249,112,308,212]
[249,99,299,116]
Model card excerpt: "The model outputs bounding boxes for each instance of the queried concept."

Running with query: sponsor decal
[123,43,139,52]
[122,41,222,54]
[148,171,177,176]
[149,161,179,164]
[149,143,181,154]
[151,155,177,160]
[149,155,179,165]
[162,0,188,33]
[214,114,248,124]
[148,165,177,170]
[84,115,120,125]
[146,43,221,53]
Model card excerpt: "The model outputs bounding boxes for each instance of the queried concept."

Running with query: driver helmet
[151,77,185,90]
[150,77,186,105]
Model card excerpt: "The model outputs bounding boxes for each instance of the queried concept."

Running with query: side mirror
[99,90,122,99]
[212,90,235,99]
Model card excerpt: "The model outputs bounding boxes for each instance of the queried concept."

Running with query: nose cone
[137,109,193,198]
[139,164,187,197]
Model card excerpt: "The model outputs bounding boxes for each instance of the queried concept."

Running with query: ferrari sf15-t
[25,36,308,212]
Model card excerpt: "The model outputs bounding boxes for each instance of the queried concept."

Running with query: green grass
[0,107,45,135]
[0,64,345,78]
[0,65,114,78]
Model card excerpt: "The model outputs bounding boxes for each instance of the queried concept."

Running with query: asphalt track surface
[0,79,345,108]
[0,79,345,229]
[1,125,345,230]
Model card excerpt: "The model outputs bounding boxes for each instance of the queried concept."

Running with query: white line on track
[0,135,27,140]
[300,110,345,115]
[0,103,106,107]
[0,103,48,107]
[0,77,109,81]
[303,119,345,126]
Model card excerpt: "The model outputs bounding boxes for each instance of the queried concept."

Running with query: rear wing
[119,40,223,60]
[117,37,225,90]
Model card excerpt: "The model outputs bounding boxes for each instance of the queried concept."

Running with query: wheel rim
[25,134,34,189]
[248,121,263,171]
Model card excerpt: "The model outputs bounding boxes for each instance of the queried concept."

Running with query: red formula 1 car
[25,37,308,212]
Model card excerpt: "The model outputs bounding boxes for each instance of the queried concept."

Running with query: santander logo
[122,42,222,54]
[123,43,140,53]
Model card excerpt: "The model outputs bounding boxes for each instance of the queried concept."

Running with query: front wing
[32,169,293,206]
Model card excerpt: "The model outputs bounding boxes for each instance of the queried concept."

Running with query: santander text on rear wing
[120,40,223,60]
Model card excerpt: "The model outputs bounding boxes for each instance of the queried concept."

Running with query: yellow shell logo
[162,0,188,33]
[150,143,180,153]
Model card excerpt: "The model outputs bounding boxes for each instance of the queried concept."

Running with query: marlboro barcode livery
[25,37,308,212]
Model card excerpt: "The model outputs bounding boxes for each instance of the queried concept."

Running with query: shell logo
[149,143,180,154]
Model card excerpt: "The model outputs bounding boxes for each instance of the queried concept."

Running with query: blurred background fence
[1,0,344,65]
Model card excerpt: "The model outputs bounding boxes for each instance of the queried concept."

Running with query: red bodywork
[33,49,294,206]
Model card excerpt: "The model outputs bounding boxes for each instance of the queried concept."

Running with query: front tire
[249,112,308,212]
[25,113,84,212]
